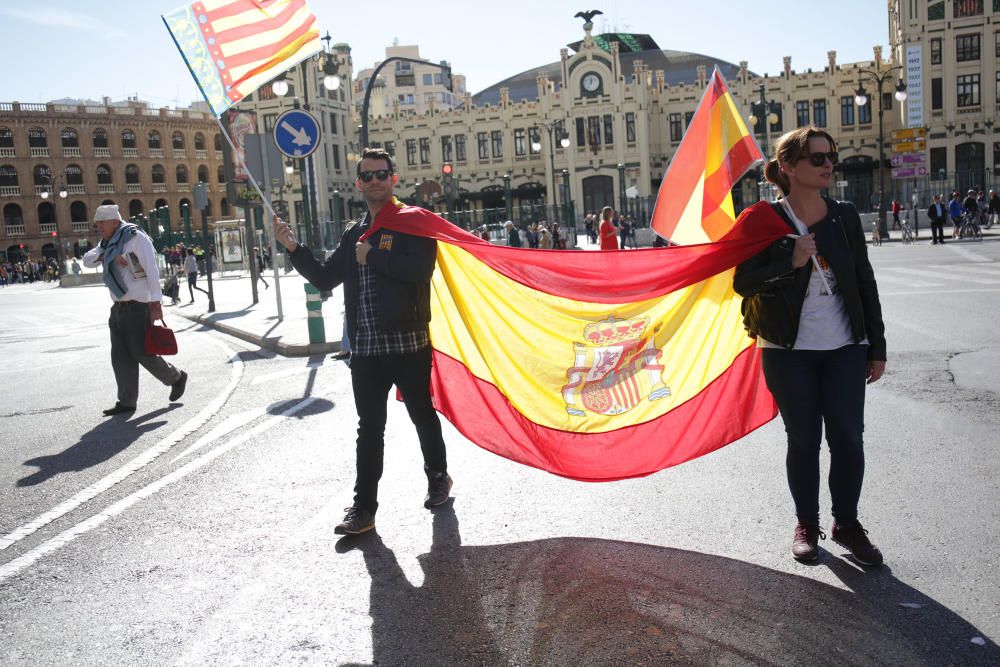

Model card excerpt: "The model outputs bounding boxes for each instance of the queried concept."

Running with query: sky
[1,0,890,107]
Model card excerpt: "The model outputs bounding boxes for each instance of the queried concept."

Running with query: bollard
[304,283,326,344]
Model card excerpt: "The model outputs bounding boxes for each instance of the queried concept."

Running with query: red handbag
[144,320,178,355]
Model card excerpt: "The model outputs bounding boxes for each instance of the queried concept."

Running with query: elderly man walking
[83,204,187,416]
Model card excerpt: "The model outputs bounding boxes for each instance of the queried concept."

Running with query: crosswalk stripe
[872,271,941,288]
[879,266,999,285]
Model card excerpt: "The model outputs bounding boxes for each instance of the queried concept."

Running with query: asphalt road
[1,238,998,666]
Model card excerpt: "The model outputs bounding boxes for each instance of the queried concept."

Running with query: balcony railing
[149,148,164,158]
[34,185,48,194]
[215,151,223,160]
[127,183,142,193]
[123,148,138,157]
[66,184,85,194]
[152,183,167,192]
[0,147,14,157]
[98,183,114,193]
[40,223,56,234]
[172,150,187,158]
[62,147,81,157]
[0,185,20,196]
[95,147,110,157]
[4,225,25,236]
[30,147,49,158]
[71,221,91,232]
[195,149,207,159]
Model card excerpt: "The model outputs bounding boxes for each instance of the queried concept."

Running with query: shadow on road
[16,407,174,486]
[337,505,997,665]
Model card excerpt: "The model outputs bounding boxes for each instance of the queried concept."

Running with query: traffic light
[441,163,456,200]
[51,231,57,237]
[442,162,453,176]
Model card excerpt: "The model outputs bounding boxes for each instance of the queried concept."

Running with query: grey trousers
[109,301,181,406]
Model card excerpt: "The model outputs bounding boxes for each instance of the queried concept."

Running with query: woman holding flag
[734,127,887,567]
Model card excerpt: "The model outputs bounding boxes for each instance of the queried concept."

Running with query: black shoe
[791,521,825,561]
[334,506,375,535]
[424,470,453,508]
[102,402,136,416]
[832,520,883,566]
[331,350,351,361]
[169,371,188,402]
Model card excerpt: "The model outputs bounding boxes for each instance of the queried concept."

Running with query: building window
[28,127,47,148]
[840,96,855,126]
[684,111,694,128]
[406,139,417,166]
[61,128,79,148]
[491,130,503,158]
[194,132,206,151]
[422,73,433,85]
[931,78,943,109]
[996,72,1000,102]
[384,140,395,157]
[813,99,827,127]
[796,100,810,127]
[172,132,185,150]
[576,118,586,146]
[603,114,613,144]
[419,137,430,164]
[625,112,636,142]
[858,101,872,125]
[455,134,466,161]
[329,113,338,135]
[121,129,136,149]
[0,127,13,148]
[554,121,566,149]
[956,33,981,62]
[528,128,541,154]
[953,0,983,19]
[587,116,601,147]
[477,132,488,160]
[441,135,453,162]
[669,113,682,142]
[996,31,1000,58]
[514,128,526,156]
[957,73,980,107]
[930,38,942,65]
[929,147,947,179]
[882,92,893,112]
[331,145,340,170]
[147,130,161,149]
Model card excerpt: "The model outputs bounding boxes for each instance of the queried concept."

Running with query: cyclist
[948,191,964,238]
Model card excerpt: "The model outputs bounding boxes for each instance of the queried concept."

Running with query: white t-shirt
[759,200,863,350]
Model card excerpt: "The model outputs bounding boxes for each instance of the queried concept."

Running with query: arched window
[125,164,140,184]
[38,202,56,225]
[176,164,189,184]
[197,164,209,183]
[214,133,222,151]
[0,127,13,148]
[217,164,226,183]
[220,198,230,216]
[194,132,206,150]
[0,165,18,187]
[64,164,83,185]
[96,164,112,185]
[151,164,165,183]
[154,198,168,208]
[172,131,185,150]
[92,128,108,148]
[28,127,47,148]
[3,203,24,226]
[33,164,53,187]
[129,199,144,217]
[61,128,79,148]
[121,129,136,149]
[147,130,162,149]
[70,201,88,222]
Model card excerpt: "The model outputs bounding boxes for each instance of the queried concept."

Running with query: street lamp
[38,175,67,267]
[748,84,780,203]
[531,120,570,217]
[854,65,907,240]
[360,56,453,148]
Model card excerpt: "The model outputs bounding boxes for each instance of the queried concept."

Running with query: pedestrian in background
[599,206,618,250]
[734,127,887,567]
[82,204,187,416]
[273,147,452,536]
[891,199,901,230]
[927,194,946,245]
[184,249,208,303]
[505,220,521,248]
[253,247,269,290]
[948,192,964,238]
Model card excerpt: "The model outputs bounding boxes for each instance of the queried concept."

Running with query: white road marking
[879,287,1000,297]
[927,263,1000,277]
[943,244,991,263]
[0,379,346,583]
[0,336,242,552]
[251,360,326,386]
[881,265,999,285]
[872,271,941,288]
[169,408,269,462]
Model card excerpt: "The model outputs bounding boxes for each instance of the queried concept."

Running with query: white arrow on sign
[280,120,313,147]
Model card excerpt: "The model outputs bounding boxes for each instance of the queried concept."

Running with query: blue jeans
[761,345,868,525]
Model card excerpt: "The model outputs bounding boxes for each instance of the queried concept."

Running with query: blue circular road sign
[273,109,321,159]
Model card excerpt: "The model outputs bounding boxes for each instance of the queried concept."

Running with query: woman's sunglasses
[358,169,392,182]
[800,151,839,167]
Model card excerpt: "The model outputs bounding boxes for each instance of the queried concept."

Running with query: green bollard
[304,283,326,344]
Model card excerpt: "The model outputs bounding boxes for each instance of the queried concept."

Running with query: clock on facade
[581,72,601,94]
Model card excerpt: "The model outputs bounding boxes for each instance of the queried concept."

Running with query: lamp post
[502,173,512,221]
[617,163,626,214]
[854,65,907,240]
[531,121,570,219]
[39,176,67,268]
[748,84,780,203]
[360,57,452,149]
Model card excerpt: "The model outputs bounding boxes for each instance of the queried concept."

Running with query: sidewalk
[174,268,345,357]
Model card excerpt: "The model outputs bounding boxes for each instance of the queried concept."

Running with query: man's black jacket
[288,214,437,347]
[733,198,886,362]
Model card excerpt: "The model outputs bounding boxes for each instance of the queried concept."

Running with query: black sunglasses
[800,151,839,167]
[358,169,392,182]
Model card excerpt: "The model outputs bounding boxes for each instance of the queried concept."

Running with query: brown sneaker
[791,521,825,561]
[334,506,375,535]
[832,520,883,566]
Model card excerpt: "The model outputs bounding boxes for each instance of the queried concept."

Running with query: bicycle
[900,220,914,244]
[957,211,982,241]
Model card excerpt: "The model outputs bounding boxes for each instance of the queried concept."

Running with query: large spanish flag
[163,0,322,116]
[651,68,763,245]
[361,200,789,482]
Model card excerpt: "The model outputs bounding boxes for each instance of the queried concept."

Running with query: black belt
[112,300,149,309]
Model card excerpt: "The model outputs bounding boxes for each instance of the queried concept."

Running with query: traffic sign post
[273,109,321,159]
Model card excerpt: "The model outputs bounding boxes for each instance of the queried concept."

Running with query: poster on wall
[906,45,923,128]
[220,228,244,264]
[222,110,262,207]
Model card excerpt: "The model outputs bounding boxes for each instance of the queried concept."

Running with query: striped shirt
[353,216,430,357]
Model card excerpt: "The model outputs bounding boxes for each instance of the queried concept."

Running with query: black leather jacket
[733,198,886,361]
[288,213,437,346]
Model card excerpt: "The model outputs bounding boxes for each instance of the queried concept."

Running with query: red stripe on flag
[204,0,282,22]
[211,0,308,43]
[702,134,761,214]
[220,16,316,69]
[428,346,777,482]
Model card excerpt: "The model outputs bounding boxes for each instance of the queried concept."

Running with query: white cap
[94,204,125,223]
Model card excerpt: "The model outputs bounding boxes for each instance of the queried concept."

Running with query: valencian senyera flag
[651,67,764,245]
[162,0,322,116]
[359,195,789,482]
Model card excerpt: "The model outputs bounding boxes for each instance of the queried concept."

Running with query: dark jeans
[930,220,945,243]
[761,345,868,525]
[350,346,447,514]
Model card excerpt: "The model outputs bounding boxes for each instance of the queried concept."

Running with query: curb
[179,312,341,357]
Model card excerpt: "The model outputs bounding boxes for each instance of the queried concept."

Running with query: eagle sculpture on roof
[574,10,603,28]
